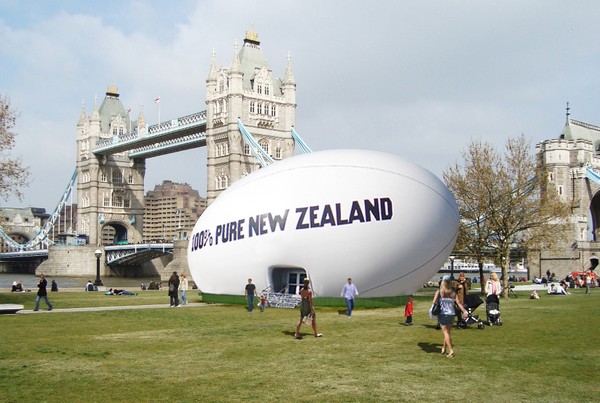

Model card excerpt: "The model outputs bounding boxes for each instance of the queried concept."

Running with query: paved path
[15,302,211,314]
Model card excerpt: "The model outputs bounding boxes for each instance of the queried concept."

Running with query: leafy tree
[0,94,30,202]
[444,135,571,297]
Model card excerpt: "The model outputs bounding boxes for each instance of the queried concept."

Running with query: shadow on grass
[418,341,441,354]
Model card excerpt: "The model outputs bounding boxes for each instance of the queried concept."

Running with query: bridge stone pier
[33,28,297,280]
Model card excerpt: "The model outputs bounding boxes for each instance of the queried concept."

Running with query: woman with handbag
[294,278,322,339]
[433,275,468,357]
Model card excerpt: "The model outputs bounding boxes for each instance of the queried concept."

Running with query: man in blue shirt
[341,277,359,317]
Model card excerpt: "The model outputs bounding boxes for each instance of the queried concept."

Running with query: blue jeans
[345,298,354,316]
[247,295,255,312]
[180,290,187,304]
[35,295,52,310]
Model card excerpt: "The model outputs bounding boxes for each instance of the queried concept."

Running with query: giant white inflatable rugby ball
[188,149,459,298]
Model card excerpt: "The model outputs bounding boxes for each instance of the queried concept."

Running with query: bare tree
[444,135,571,297]
[0,94,30,202]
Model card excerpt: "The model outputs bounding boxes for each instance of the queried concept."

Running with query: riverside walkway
[16,302,210,314]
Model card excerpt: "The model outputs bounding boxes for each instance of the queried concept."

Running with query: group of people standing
[167,271,189,307]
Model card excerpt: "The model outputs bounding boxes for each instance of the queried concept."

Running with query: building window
[257,103,263,115]
[124,197,131,208]
[103,194,110,207]
[128,174,134,184]
[112,169,123,183]
[257,83,262,94]
[275,147,282,159]
[113,195,123,208]
[259,139,269,155]
[265,84,270,95]
[244,144,250,155]
[101,172,107,182]
[216,175,229,190]
[271,104,276,116]
[250,102,255,114]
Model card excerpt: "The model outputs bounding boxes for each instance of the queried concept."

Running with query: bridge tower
[76,84,146,245]
[205,27,297,203]
[535,107,600,276]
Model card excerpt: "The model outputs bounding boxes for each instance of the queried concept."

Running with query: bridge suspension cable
[237,119,274,168]
[585,165,600,185]
[291,127,312,153]
[0,169,78,251]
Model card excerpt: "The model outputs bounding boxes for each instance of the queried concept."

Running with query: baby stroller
[457,294,485,330]
[485,294,503,326]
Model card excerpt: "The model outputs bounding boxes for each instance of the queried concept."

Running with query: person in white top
[485,272,502,297]
[432,275,468,358]
[179,273,189,305]
[341,278,359,317]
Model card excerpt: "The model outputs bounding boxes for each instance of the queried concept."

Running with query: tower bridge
[0,28,299,279]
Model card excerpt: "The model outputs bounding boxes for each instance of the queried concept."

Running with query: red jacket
[404,300,414,317]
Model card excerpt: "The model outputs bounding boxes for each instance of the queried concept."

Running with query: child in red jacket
[404,297,414,326]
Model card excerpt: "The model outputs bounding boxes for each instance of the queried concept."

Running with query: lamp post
[94,249,103,286]
[449,256,455,281]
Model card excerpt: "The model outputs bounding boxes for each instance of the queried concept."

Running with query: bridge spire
[91,95,100,121]
[245,24,260,45]
[284,51,295,84]
[78,100,87,125]
[207,49,217,82]
[138,104,147,135]
[231,40,242,74]
[566,101,570,125]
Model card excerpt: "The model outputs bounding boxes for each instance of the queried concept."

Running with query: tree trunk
[501,249,510,298]
[478,260,486,296]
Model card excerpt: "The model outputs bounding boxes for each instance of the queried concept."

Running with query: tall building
[143,180,206,242]
[76,84,146,246]
[205,27,297,203]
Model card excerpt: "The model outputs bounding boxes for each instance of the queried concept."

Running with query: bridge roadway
[93,111,207,158]
[0,243,174,266]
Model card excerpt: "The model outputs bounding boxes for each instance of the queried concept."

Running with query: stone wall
[35,244,184,279]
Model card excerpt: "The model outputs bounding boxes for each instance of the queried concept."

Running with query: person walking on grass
[433,275,468,358]
[341,277,359,317]
[34,274,53,311]
[295,278,322,339]
[179,273,189,305]
[245,278,258,312]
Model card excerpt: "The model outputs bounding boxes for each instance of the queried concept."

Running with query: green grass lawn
[1,289,599,402]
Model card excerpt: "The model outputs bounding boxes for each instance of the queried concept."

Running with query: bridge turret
[76,85,145,246]
[205,29,297,204]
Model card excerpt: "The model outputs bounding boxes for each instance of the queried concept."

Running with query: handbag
[429,297,441,319]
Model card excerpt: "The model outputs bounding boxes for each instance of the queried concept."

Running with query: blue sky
[1,0,600,211]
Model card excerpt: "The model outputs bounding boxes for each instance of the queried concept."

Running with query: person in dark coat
[168,271,180,307]
[34,274,53,311]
